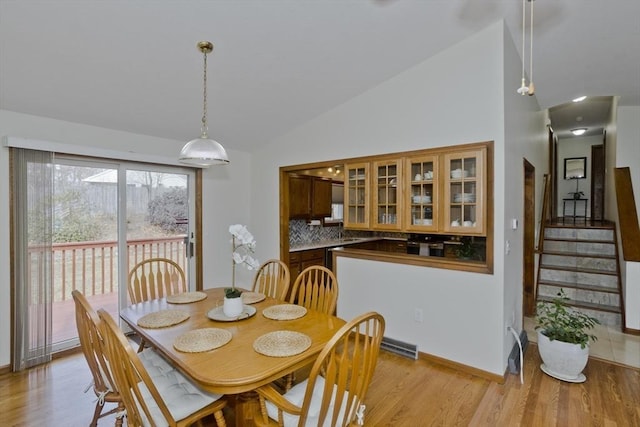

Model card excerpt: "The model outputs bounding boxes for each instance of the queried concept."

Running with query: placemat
[137,309,189,329]
[166,291,208,304]
[242,291,266,304]
[262,304,307,320]
[173,328,232,353]
[253,331,312,357]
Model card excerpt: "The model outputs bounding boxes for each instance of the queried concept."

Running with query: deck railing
[30,236,187,302]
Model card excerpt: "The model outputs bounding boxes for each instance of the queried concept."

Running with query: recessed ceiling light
[571,128,587,136]
[572,96,587,102]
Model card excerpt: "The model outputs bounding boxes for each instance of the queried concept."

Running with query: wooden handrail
[536,174,551,253]
[614,167,640,261]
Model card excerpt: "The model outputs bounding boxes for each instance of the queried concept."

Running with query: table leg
[232,391,262,427]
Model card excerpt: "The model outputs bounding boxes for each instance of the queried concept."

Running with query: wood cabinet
[343,146,487,236]
[288,248,325,280]
[443,148,485,234]
[288,174,332,219]
[372,159,403,230]
[344,163,370,229]
[405,155,439,232]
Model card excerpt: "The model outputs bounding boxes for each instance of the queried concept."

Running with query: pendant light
[179,41,229,166]
[527,0,535,96]
[516,0,529,95]
[517,0,536,96]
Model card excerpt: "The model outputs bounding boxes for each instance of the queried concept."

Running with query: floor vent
[381,336,418,360]
[508,330,529,374]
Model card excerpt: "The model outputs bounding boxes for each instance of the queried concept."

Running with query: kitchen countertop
[289,237,383,252]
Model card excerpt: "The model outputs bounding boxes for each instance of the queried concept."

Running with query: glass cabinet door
[343,163,370,229]
[405,155,438,231]
[444,148,485,234]
[372,160,402,230]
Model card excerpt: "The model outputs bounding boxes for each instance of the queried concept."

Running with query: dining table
[119,287,346,426]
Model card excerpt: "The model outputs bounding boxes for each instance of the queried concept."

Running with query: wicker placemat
[253,331,312,357]
[137,309,189,329]
[242,291,266,304]
[262,304,307,320]
[173,328,232,353]
[166,291,208,304]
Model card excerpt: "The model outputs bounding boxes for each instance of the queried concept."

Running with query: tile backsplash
[289,220,341,245]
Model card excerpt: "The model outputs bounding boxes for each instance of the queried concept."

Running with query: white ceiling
[1,1,638,152]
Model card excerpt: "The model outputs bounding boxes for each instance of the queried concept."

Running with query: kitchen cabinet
[405,155,439,232]
[289,248,325,281]
[443,148,485,234]
[344,163,370,229]
[288,174,332,219]
[372,159,403,230]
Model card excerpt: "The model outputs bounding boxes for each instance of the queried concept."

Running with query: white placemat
[262,304,307,320]
[242,291,266,304]
[137,309,189,329]
[166,291,208,304]
[253,330,312,357]
[173,328,232,353]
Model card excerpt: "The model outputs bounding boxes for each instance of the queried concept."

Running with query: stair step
[541,250,616,260]
[544,237,614,244]
[537,279,620,294]
[538,295,621,314]
[539,264,617,276]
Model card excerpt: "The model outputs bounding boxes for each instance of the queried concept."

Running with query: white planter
[537,330,589,382]
[223,296,244,318]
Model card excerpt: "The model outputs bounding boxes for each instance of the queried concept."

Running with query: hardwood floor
[1,344,638,426]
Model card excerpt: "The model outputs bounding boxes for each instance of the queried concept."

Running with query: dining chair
[288,265,338,315]
[72,290,177,427]
[128,257,187,305]
[255,311,385,427]
[252,259,291,301]
[96,308,228,427]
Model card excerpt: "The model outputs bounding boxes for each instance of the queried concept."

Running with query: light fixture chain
[201,49,209,138]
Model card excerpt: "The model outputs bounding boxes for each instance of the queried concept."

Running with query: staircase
[536,222,624,328]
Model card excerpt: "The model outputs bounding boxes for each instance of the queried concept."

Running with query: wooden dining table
[119,287,346,426]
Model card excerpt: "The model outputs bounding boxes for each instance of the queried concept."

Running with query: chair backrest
[97,308,176,426]
[128,257,187,304]
[299,312,385,427]
[289,265,338,314]
[72,290,118,399]
[252,259,291,300]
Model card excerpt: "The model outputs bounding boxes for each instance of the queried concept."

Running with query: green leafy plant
[535,290,599,349]
[455,238,476,259]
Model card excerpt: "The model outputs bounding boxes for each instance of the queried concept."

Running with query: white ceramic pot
[537,330,589,382]
[223,296,244,318]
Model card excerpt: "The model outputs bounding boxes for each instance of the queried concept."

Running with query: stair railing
[537,174,551,253]
[614,167,640,261]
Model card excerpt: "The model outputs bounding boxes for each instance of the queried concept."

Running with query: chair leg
[89,401,103,427]
[213,409,227,427]
[137,338,146,353]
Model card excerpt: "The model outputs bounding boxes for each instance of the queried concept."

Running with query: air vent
[381,336,418,360]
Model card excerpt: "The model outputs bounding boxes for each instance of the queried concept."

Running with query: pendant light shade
[179,41,229,166]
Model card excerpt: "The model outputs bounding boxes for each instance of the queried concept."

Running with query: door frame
[523,158,536,316]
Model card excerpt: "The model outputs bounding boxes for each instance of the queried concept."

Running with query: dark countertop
[289,237,385,252]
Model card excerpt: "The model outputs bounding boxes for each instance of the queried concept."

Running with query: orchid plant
[227,224,259,298]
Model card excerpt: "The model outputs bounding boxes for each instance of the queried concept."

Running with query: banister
[614,167,640,261]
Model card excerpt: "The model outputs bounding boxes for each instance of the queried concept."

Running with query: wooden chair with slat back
[256,312,385,427]
[281,265,339,391]
[252,259,291,300]
[128,257,187,304]
[72,290,124,427]
[289,265,338,315]
[97,308,228,427]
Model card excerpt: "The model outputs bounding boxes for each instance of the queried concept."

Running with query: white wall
[250,21,544,376]
[0,110,252,367]
[556,134,603,218]
[616,106,640,330]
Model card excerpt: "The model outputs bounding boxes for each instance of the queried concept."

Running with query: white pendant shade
[179,41,229,167]
[179,136,229,166]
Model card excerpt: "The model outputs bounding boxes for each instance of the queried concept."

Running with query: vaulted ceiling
[1,1,638,152]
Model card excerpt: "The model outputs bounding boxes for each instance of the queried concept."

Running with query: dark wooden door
[523,159,536,316]
[591,143,605,222]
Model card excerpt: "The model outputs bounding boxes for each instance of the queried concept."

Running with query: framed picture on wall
[564,157,587,179]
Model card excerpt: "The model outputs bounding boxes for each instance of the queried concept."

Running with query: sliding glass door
[50,157,195,352]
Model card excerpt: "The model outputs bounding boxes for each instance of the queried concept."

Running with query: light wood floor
[1,344,638,426]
